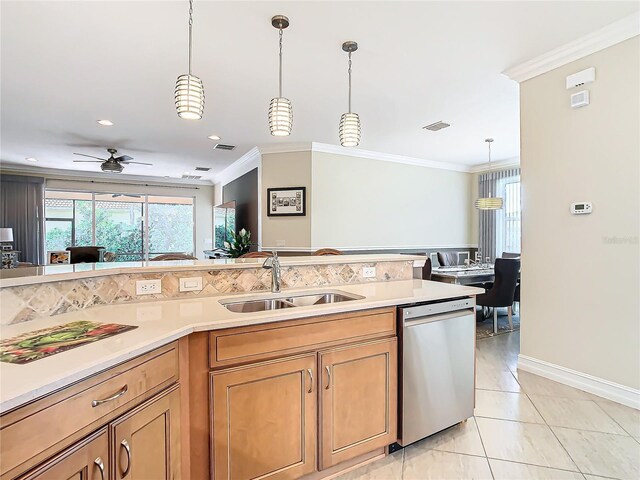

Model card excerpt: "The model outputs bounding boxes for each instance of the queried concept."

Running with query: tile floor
[337,330,640,480]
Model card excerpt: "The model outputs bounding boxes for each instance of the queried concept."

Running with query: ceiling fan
[73,148,151,173]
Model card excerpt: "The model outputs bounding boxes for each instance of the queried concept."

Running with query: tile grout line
[484,456,587,475]
[590,400,639,440]
[472,417,496,480]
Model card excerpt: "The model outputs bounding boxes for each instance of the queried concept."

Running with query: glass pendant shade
[339,112,361,147]
[269,97,293,136]
[475,197,504,210]
[175,74,205,120]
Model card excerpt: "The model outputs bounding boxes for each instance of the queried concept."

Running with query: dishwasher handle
[403,309,474,327]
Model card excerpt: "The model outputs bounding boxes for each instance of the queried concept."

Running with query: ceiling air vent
[423,121,451,132]
[214,143,236,151]
[194,166,211,172]
[181,174,202,180]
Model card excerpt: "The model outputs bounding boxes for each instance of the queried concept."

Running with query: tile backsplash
[0,261,413,325]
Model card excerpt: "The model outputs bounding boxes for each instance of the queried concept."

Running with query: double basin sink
[220,290,364,313]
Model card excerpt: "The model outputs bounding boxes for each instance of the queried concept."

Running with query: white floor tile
[475,417,576,470]
[489,459,584,480]
[594,398,640,439]
[514,371,595,400]
[529,395,628,435]
[476,365,521,393]
[475,389,545,424]
[552,426,640,480]
[335,449,403,480]
[403,449,492,480]
[407,417,486,457]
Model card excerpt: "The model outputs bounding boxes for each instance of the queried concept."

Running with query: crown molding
[310,142,472,173]
[0,162,213,187]
[212,146,261,186]
[503,12,640,83]
[469,156,520,174]
[258,143,313,155]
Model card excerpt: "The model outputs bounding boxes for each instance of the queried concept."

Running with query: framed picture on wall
[267,187,306,217]
[48,250,71,264]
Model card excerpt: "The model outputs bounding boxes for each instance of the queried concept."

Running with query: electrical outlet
[179,276,203,292]
[362,266,376,278]
[136,279,162,295]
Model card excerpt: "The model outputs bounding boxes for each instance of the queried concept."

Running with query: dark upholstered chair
[502,252,521,307]
[312,248,343,256]
[150,253,197,261]
[476,258,521,334]
[239,251,272,258]
[502,252,520,259]
[65,246,105,264]
[437,251,458,266]
[422,256,432,281]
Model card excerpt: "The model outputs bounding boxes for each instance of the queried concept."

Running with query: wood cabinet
[110,385,181,480]
[319,339,397,469]
[211,355,317,480]
[17,428,109,480]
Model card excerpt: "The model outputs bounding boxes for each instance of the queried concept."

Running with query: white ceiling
[1,1,638,183]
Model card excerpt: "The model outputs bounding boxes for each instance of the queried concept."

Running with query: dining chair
[502,252,520,259]
[476,258,520,334]
[436,251,458,266]
[501,252,521,311]
[150,253,198,261]
[239,251,272,258]
[422,256,432,281]
[311,248,343,256]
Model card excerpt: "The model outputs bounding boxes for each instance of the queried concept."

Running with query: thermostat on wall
[571,202,592,215]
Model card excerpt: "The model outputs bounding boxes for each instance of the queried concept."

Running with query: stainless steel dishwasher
[397,297,476,447]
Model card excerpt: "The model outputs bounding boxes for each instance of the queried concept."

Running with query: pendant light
[174,0,205,120]
[268,15,293,136]
[339,41,361,147]
[475,138,504,210]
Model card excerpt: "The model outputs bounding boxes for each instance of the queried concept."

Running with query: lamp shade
[269,97,293,136]
[174,74,205,120]
[0,228,13,242]
[339,112,361,147]
[474,197,503,210]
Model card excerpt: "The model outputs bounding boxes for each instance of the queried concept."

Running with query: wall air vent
[181,174,202,180]
[194,167,211,171]
[423,121,451,132]
[214,144,236,151]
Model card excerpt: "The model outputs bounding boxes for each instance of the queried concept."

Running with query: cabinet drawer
[209,307,395,369]
[0,342,178,479]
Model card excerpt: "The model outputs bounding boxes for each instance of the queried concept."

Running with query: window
[496,179,521,256]
[44,190,195,261]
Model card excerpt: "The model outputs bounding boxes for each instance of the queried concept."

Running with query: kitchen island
[0,255,482,480]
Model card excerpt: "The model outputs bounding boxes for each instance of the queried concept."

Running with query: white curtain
[478,168,520,261]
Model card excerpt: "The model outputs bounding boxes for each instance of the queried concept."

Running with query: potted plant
[224,228,251,258]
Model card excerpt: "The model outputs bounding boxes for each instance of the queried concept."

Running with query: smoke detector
[423,121,451,132]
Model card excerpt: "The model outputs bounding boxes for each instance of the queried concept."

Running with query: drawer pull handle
[94,457,105,480]
[92,385,128,407]
[307,368,313,393]
[120,439,131,478]
[325,365,332,390]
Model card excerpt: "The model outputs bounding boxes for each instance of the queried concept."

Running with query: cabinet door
[319,338,397,469]
[211,354,317,480]
[110,385,181,480]
[18,428,108,480]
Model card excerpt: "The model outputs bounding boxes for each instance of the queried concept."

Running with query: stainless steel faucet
[262,251,282,293]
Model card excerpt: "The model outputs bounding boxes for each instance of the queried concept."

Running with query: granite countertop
[0,254,426,288]
[0,279,482,413]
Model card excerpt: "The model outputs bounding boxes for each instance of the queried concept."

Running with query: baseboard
[518,354,640,409]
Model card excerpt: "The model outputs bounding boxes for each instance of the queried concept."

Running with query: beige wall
[4,170,215,259]
[520,37,640,389]
[311,152,475,249]
[261,151,312,250]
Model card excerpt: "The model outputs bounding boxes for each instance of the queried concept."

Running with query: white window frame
[495,176,521,258]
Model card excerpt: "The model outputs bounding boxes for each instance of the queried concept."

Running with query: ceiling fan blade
[121,161,152,166]
[114,155,133,162]
[73,153,107,161]
[73,160,104,163]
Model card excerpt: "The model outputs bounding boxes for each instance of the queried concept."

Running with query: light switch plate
[136,279,162,295]
[362,266,376,278]
[179,277,203,292]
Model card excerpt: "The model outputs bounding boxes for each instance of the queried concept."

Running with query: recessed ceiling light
[207,135,220,141]
[25,157,37,162]
[97,119,114,126]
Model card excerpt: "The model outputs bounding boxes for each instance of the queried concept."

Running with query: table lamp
[0,228,14,250]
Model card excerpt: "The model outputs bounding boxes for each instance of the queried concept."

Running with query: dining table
[430,264,495,286]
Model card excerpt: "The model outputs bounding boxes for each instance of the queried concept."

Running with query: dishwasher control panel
[401,297,474,320]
